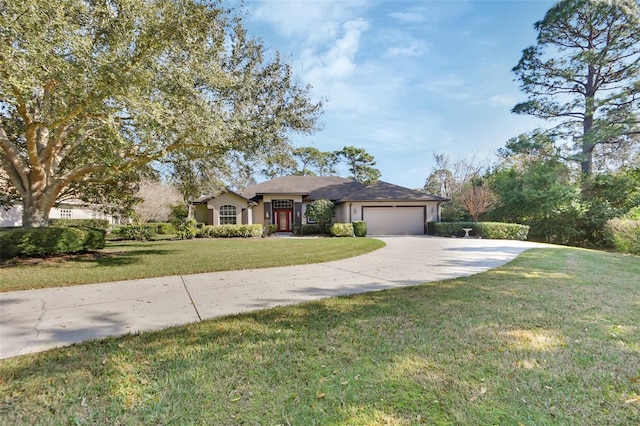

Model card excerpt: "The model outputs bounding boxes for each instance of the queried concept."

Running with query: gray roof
[191,176,448,204]
[339,181,448,202]
[192,190,250,204]
[241,176,366,201]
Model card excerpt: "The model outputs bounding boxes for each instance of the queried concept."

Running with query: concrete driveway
[0,236,545,359]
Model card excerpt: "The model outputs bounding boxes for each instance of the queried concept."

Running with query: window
[60,208,72,219]
[272,200,293,209]
[219,205,237,225]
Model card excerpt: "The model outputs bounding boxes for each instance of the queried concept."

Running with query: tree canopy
[0,0,322,226]
[512,0,640,176]
[335,146,381,184]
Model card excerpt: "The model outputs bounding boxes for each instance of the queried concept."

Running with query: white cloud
[250,0,367,45]
[389,11,428,24]
[322,19,370,78]
[386,40,428,57]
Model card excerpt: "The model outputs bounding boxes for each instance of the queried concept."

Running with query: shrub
[352,221,367,237]
[48,218,111,229]
[197,224,263,238]
[145,222,177,234]
[426,222,437,236]
[432,222,529,240]
[301,224,322,235]
[305,199,335,232]
[604,218,640,255]
[176,219,198,240]
[624,206,640,220]
[293,224,323,236]
[111,225,156,241]
[264,224,277,237]
[292,223,324,235]
[330,223,355,237]
[0,227,105,260]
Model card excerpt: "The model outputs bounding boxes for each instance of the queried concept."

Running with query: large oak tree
[512,0,640,176]
[0,0,322,227]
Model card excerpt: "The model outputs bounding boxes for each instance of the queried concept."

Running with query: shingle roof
[192,190,250,204]
[241,176,366,201]
[339,181,448,202]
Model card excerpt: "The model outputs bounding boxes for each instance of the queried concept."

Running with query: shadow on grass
[68,249,179,268]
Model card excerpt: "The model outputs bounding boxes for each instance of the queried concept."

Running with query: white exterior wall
[0,203,122,227]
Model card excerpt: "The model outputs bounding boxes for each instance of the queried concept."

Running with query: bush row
[292,224,323,236]
[111,222,178,240]
[430,222,530,240]
[291,222,368,237]
[197,224,263,238]
[111,225,156,240]
[604,219,640,255]
[0,227,106,260]
[48,218,111,229]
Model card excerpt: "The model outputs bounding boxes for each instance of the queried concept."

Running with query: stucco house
[192,176,447,235]
[0,200,125,227]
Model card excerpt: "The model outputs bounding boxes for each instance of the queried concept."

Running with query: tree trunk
[581,146,594,176]
[582,65,596,177]
[21,189,57,228]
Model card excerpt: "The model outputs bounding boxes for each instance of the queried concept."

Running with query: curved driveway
[0,236,545,359]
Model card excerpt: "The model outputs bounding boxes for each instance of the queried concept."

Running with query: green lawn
[1,247,638,425]
[0,237,385,292]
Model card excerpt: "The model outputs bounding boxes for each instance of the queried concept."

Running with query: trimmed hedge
[432,222,530,240]
[197,224,263,238]
[0,227,106,260]
[111,225,156,240]
[604,218,640,255]
[111,223,178,240]
[352,221,367,237]
[293,224,323,236]
[49,218,111,229]
[330,223,355,237]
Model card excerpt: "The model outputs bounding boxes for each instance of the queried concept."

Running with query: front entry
[274,209,292,232]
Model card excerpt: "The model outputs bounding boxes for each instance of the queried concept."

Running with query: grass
[0,237,385,292]
[1,247,638,425]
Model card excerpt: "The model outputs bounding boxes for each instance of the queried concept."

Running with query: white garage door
[363,207,425,235]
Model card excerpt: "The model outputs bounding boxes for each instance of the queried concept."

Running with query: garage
[363,206,426,235]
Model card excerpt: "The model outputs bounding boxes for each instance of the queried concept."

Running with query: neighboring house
[192,176,448,235]
[0,200,125,227]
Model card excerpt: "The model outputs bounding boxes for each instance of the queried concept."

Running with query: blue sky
[239,0,556,189]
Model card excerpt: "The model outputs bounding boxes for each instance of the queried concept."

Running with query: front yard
[1,247,638,424]
[0,237,385,292]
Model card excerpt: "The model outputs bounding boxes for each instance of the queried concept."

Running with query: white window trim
[219,205,237,225]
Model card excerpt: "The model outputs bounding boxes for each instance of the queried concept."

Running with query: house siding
[206,192,247,226]
[194,204,209,224]
[0,203,123,227]
[347,201,441,222]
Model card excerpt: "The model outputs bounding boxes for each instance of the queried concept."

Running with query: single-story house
[192,176,447,235]
[0,200,125,227]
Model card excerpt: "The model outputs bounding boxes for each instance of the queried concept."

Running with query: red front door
[274,209,291,232]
